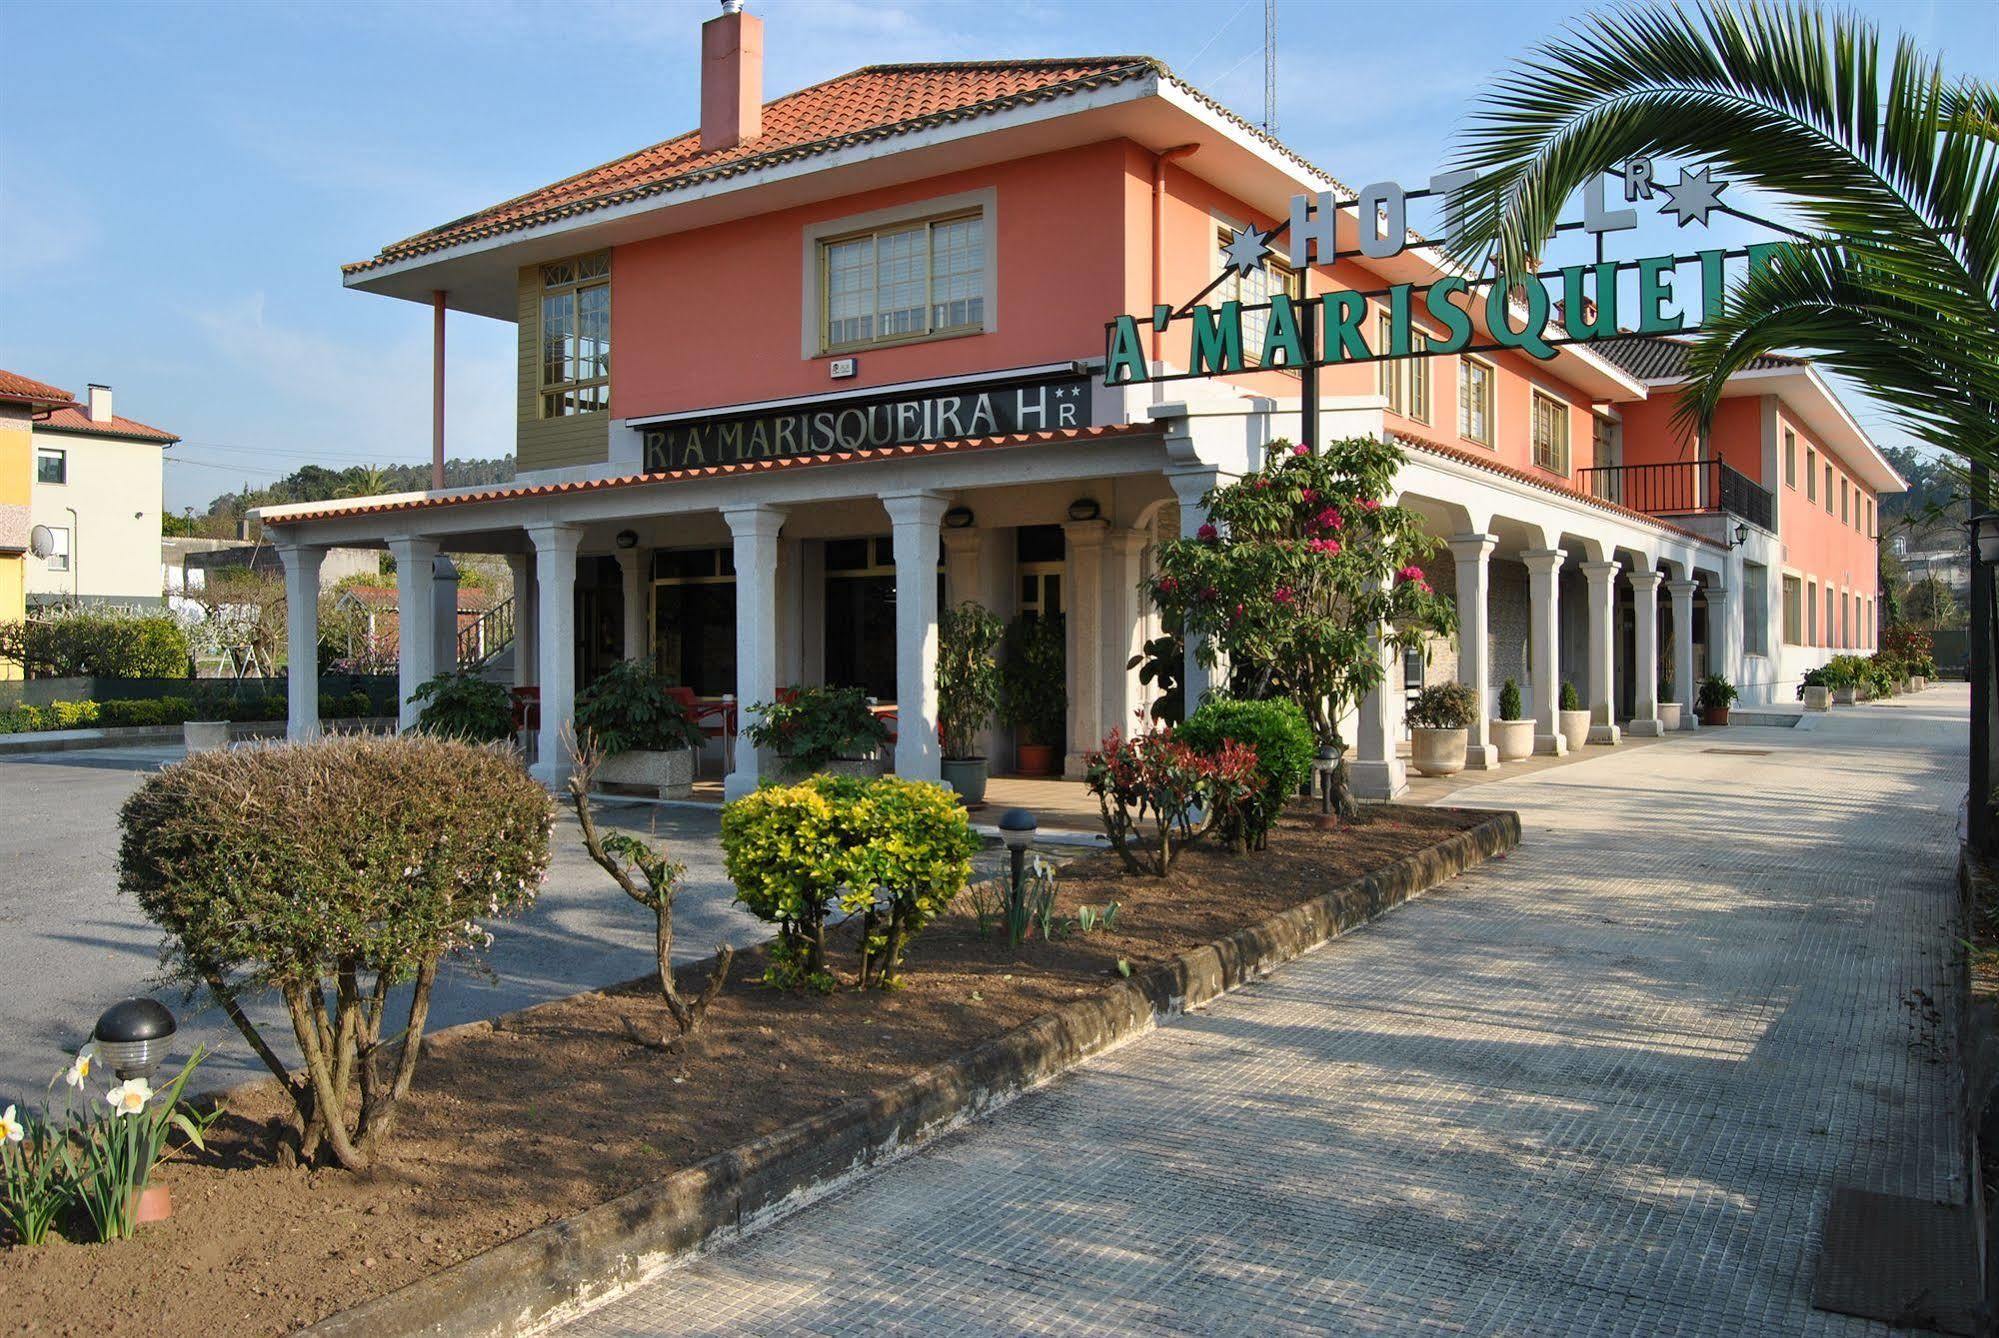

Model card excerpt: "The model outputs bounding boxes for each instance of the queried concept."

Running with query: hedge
[0,612,191,679]
[0,691,381,736]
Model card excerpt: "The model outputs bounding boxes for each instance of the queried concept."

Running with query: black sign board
[640,374,1091,474]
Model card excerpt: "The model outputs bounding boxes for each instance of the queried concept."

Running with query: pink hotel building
[258,4,1902,798]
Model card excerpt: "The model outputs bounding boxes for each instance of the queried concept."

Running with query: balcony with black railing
[1575,459,1773,532]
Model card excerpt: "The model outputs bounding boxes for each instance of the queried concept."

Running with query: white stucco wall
[28,430,165,605]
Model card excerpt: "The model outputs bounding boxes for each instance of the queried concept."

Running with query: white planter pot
[1833,686,1857,705]
[1802,685,1831,712]
[1558,709,1592,752]
[595,747,694,799]
[1410,726,1468,778]
[183,720,230,753]
[1912,675,1928,692]
[1656,702,1684,731]
[1490,718,1535,762]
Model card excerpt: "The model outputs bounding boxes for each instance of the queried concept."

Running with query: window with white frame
[1742,564,1768,655]
[1377,313,1402,413]
[1782,574,1802,645]
[1214,226,1300,366]
[1784,429,1797,488]
[1531,391,1570,474]
[1406,333,1431,422]
[44,525,70,572]
[822,211,985,352]
[1807,579,1819,643]
[1458,357,1494,445]
[1806,447,1818,500]
[35,447,65,485]
[538,253,610,418]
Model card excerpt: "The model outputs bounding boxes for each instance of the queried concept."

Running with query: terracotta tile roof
[346,58,1160,274]
[1391,430,1721,548]
[0,369,76,409]
[1592,335,1803,381]
[262,423,1157,527]
[37,405,180,443]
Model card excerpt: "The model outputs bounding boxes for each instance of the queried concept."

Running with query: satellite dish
[28,524,53,558]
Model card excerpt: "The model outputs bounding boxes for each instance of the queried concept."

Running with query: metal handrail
[457,595,516,670]
[1576,459,1773,531]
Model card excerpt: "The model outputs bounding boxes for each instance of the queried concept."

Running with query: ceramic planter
[132,1183,171,1224]
[1014,741,1059,776]
[1491,718,1535,762]
[1657,702,1684,731]
[1802,685,1831,712]
[1558,709,1592,752]
[1833,686,1857,705]
[1410,726,1468,778]
[940,757,990,806]
[182,720,230,752]
[594,747,695,799]
[1700,706,1731,727]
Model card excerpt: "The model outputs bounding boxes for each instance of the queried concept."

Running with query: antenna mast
[1263,0,1277,134]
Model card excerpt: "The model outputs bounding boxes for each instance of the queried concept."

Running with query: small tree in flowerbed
[117,735,553,1170]
[1174,696,1316,850]
[1084,724,1260,875]
[409,669,516,743]
[1147,435,1456,819]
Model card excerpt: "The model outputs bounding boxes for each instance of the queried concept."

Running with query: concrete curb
[299,808,1520,1338]
[0,717,396,756]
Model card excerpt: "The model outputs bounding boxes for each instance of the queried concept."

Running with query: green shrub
[840,776,982,986]
[1559,681,1582,711]
[744,685,889,774]
[45,700,101,730]
[721,774,866,982]
[1697,675,1737,711]
[937,603,1004,760]
[574,659,700,754]
[0,609,191,678]
[1407,682,1478,731]
[1176,695,1315,848]
[1086,725,1261,873]
[999,612,1066,746]
[118,734,552,1170]
[407,671,515,744]
[1498,678,1524,721]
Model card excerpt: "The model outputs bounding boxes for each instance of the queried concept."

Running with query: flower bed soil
[0,803,1487,1337]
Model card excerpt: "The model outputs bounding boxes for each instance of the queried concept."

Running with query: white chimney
[700,1,763,153]
[86,383,113,424]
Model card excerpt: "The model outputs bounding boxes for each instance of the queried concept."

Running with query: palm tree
[1445,0,1999,466]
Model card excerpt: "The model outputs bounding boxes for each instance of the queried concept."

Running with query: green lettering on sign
[1423,276,1474,353]
[1487,273,1555,360]
[1262,292,1305,368]
[1190,301,1245,374]
[1560,263,1618,340]
[1636,255,1683,334]
[1322,290,1371,362]
[1105,314,1147,386]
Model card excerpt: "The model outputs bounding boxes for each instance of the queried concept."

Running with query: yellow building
[0,370,79,676]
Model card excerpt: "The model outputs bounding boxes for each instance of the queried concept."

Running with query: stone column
[1165,466,1223,715]
[527,523,582,786]
[1667,578,1699,730]
[1626,569,1665,736]
[617,547,647,664]
[431,554,461,675]
[885,493,948,784]
[1522,548,1567,755]
[723,505,786,800]
[505,553,535,688]
[1349,625,1407,801]
[1062,518,1107,776]
[941,526,980,608]
[1102,527,1149,739]
[1448,532,1499,769]
[277,541,325,741]
[1707,584,1733,694]
[388,535,440,732]
[1581,560,1622,746]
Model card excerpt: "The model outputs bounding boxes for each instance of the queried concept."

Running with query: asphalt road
[0,744,762,1102]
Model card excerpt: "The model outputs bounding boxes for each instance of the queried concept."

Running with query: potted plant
[1797,665,1832,711]
[745,684,891,779]
[1407,681,1476,777]
[1697,674,1737,726]
[1824,655,1861,705]
[937,601,1005,806]
[573,659,703,798]
[1491,677,1534,762]
[1557,681,1591,751]
[1657,673,1682,731]
[1000,612,1066,776]
[408,670,515,744]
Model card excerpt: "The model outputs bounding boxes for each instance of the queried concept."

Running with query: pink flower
[1199,585,1218,601]
[1158,576,1179,595]
[1273,586,1296,606]
[1300,487,1317,502]
[1397,564,1426,583]
[1197,522,1218,542]
[1418,580,1434,595]
[1233,603,1245,620]
[1361,497,1382,511]
[1308,537,1341,556]
[1292,443,1309,457]
[1315,507,1344,532]
[1254,478,1271,489]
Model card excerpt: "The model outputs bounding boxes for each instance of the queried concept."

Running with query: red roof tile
[0,369,76,409]
[346,58,1158,273]
[37,405,179,443]
[263,423,1156,526]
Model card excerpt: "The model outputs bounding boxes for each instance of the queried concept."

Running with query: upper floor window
[1784,429,1796,488]
[1867,497,1875,537]
[1215,227,1300,367]
[1377,313,1402,414]
[1458,357,1494,445]
[1805,447,1818,500]
[822,212,984,353]
[1407,335,1431,422]
[1782,574,1802,645]
[1840,478,1849,523]
[35,447,65,485]
[1531,391,1570,475]
[1824,462,1833,513]
[539,254,610,418]
[43,525,70,571]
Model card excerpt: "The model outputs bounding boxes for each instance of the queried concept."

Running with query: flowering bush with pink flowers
[1148,434,1455,818]
[1083,725,1261,875]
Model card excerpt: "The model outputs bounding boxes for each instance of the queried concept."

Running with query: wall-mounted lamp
[942,506,975,530]
[614,530,640,550]
[1974,512,1999,565]
[1727,522,1748,549]
[1066,498,1102,522]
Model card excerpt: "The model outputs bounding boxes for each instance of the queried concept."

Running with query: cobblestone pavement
[561,689,1968,1337]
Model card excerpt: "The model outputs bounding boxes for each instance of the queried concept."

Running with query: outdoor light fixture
[943,506,974,530]
[615,529,640,550]
[998,808,1038,943]
[1974,512,1999,565]
[1728,522,1748,549]
[93,998,177,1081]
[1067,498,1101,522]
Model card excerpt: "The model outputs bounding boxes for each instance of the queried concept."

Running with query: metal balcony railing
[458,595,516,671]
[1575,459,1773,532]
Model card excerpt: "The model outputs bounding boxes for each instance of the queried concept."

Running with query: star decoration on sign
[1221,224,1274,277]
[1657,166,1728,228]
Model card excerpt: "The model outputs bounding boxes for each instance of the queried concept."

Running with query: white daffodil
[0,1105,23,1142]
[106,1078,153,1117]
[64,1040,98,1089]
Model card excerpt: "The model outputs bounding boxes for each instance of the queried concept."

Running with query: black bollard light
[997,808,1038,945]
[93,998,177,1081]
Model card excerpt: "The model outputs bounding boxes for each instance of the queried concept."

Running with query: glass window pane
[576,283,610,383]
[825,237,875,346]
[541,291,575,388]
[875,227,925,338]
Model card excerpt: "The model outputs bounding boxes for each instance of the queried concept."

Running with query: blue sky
[0,0,1991,514]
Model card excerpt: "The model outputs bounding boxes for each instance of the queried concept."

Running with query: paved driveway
[0,745,761,1098]
[562,689,1967,1336]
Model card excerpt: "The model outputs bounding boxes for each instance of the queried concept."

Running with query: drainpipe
[431,290,447,491]
[1152,144,1201,399]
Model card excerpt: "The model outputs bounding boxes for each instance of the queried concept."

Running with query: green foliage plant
[1406,682,1479,731]
[1085,724,1260,875]
[1146,436,1455,818]
[721,773,868,977]
[0,1102,70,1246]
[999,612,1067,746]
[117,734,552,1171]
[64,1050,214,1243]
[840,776,982,987]
[1559,681,1582,711]
[744,685,890,774]
[1697,675,1738,712]
[573,659,702,755]
[1176,695,1316,850]
[937,602,1005,760]
[0,608,191,679]
[1498,678,1524,721]
[408,670,516,744]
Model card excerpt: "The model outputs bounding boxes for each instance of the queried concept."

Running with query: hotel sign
[641,374,1091,473]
